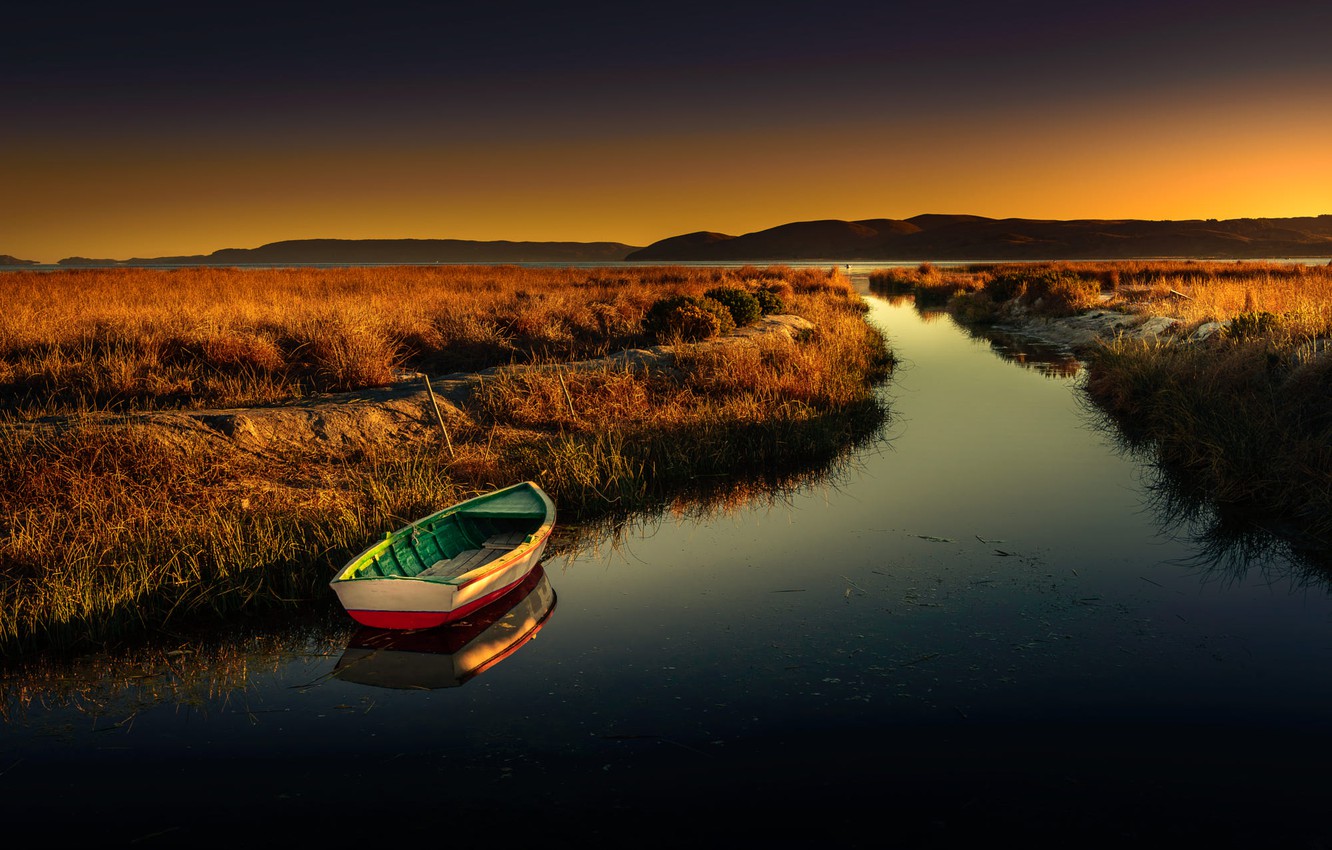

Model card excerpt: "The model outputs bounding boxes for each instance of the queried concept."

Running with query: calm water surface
[4,283,1331,846]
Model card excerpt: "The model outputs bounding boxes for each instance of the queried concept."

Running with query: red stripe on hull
[346,573,531,630]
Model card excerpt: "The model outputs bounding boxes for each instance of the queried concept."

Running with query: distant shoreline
[7,214,1331,268]
[5,257,1331,272]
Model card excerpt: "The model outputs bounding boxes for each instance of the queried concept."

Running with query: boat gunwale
[331,482,555,588]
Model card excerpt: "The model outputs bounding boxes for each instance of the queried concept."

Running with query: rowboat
[332,564,556,688]
[329,481,556,629]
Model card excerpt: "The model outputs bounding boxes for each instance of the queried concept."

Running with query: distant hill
[57,256,122,266]
[99,238,641,266]
[24,217,1332,268]
[626,215,1332,261]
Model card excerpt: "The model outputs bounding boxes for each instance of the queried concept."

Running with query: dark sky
[4,0,1330,260]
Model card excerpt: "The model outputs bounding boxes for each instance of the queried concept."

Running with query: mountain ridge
[626,215,1332,261]
[8,215,1332,267]
[125,238,641,266]
[31,238,641,267]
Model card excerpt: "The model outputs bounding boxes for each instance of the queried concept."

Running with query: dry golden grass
[870,259,1332,556]
[1096,261,1332,335]
[0,264,838,417]
[872,260,1332,334]
[0,265,892,655]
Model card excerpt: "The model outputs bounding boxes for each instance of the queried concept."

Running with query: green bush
[644,295,735,342]
[645,295,696,338]
[753,288,785,315]
[668,303,723,341]
[704,286,763,327]
[699,297,737,335]
[1226,311,1282,341]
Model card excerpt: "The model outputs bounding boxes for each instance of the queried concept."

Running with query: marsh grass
[0,265,892,655]
[1083,333,1332,544]
[869,264,985,308]
[0,265,833,417]
[871,260,1332,333]
[0,411,886,715]
[879,260,1332,556]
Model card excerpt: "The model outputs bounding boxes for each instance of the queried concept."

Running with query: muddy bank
[983,307,1222,352]
[35,315,815,456]
[986,307,1331,367]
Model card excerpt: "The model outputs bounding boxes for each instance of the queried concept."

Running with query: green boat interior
[350,488,547,584]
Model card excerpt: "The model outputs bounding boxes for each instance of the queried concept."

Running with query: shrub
[704,286,763,327]
[644,295,694,336]
[1226,311,1282,341]
[753,288,785,315]
[670,303,725,341]
[644,295,734,342]
[700,298,736,334]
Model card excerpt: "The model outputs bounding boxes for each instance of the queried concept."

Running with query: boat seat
[418,547,503,579]
[483,530,529,550]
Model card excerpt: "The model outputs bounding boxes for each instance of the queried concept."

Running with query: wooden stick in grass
[558,370,578,420]
[422,375,455,458]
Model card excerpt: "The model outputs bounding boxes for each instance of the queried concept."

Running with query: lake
[3,278,1330,847]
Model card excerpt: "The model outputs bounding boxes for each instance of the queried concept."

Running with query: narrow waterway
[4,288,1331,847]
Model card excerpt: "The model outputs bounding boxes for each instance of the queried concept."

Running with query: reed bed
[0,265,891,655]
[871,260,1332,333]
[0,264,840,417]
[870,260,1332,556]
[1,423,878,712]
[1067,263,1332,548]
[1083,331,1332,546]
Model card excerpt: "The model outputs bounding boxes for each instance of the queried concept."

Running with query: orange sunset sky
[4,1,1330,263]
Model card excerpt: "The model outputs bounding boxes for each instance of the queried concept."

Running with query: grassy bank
[871,260,1332,555]
[0,265,784,416]
[0,265,892,655]
[1084,325,1332,549]
[1,441,880,717]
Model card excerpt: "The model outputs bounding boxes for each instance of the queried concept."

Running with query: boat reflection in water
[332,564,556,689]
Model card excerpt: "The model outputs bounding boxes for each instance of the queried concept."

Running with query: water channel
[3,281,1330,846]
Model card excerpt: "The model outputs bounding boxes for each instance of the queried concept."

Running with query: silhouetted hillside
[112,238,641,266]
[0,254,38,266]
[57,257,121,266]
[627,215,1332,261]
[27,216,1332,268]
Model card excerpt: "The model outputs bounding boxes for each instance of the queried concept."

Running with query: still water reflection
[3,286,1331,846]
[333,566,556,690]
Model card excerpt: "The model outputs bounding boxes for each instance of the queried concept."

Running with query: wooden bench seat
[482,530,529,549]
[418,547,503,579]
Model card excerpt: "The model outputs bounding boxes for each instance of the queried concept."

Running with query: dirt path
[33,315,815,455]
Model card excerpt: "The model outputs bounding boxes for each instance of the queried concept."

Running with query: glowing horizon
[4,1,1330,263]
